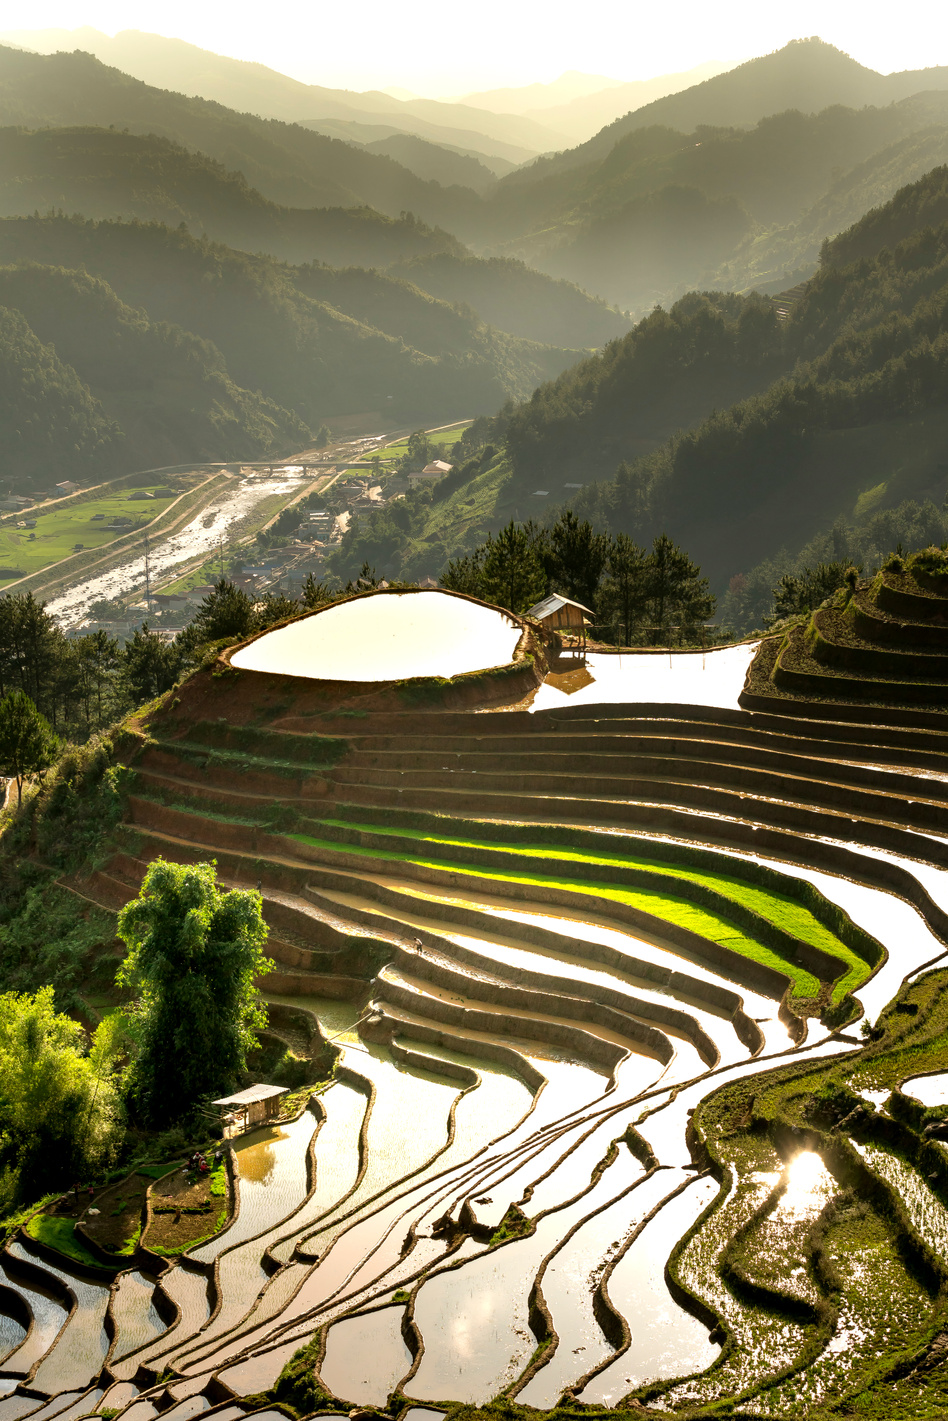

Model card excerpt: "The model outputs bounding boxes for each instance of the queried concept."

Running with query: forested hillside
[0,264,310,471]
[491,96,948,307]
[7,40,948,316]
[0,127,625,347]
[0,303,125,483]
[565,172,948,583]
[0,215,581,429]
[391,166,948,596]
[386,252,627,347]
[821,163,948,267]
[0,125,465,268]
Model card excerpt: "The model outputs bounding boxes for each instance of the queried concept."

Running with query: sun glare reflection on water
[779,1150,835,1220]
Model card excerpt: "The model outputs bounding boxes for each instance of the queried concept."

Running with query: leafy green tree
[315,423,332,447]
[400,430,434,472]
[644,533,715,645]
[480,522,548,613]
[600,533,649,644]
[0,689,61,805]
[0,986,124,1204]
[117,859,273,1124]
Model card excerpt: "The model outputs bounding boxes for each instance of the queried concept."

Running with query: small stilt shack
[525,592,595,652]
[212,1083,289,1138]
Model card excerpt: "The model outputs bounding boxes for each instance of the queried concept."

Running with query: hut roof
[526,592,595,622]
[211,1083,288,1107]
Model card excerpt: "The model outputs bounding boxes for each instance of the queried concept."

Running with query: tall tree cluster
[441,510,715,646]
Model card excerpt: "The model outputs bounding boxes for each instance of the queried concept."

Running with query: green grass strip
[305,819,871,1001]
[290,829,829,999]
[25,1214,114,1270]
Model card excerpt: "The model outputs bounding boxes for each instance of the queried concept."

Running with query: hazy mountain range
[6,36,948,312]
[3,28,948,597]
[0,30,736,153]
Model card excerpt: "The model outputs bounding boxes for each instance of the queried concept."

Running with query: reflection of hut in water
[212,1083,289,1138]
[525,592,595,653]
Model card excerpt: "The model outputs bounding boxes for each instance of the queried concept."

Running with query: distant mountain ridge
[7,39,948,314]
[0,44,485,233]
[507,39,948,184]
[0,27,568,156]
[488,93,948,309]
[433,164,948,591]
[462,63,737,144]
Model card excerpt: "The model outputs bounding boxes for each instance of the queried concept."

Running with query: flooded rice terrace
[6,597,948,1418]
[47,468,309,628]
[231,591,522,681]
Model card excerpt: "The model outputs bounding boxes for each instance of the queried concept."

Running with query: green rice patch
[303,819,870,1001]
[290,830,826,999]
[136,1161,183,1180]
[25,1213,113,1270]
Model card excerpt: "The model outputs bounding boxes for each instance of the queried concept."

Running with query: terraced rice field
[6,646,948,1418]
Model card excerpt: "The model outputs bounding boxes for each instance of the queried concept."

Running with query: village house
[407,459,453,487]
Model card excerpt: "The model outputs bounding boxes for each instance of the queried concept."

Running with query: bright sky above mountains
[4,0,945,95]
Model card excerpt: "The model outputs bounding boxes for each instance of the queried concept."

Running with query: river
[46,468,308,628]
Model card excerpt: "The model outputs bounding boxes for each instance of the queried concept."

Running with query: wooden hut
[211,1083,289,1138]
[525,592,595,652]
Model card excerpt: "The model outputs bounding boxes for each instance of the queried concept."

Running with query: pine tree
[546,510,608,608]
[186,578,256,643]
[480,522,547,613]
[645,533,715,645]
[600,533,649,645]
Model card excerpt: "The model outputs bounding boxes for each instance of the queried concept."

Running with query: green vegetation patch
[25,1212,113,1270]
[0,485,178,586]
[379,422,471,463]
[147,1206,229,1256]
[290,827,833,999]
[136,1162,182,1180]
[294,819,870,999]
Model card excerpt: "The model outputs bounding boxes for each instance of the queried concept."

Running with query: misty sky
[5,0,947,95]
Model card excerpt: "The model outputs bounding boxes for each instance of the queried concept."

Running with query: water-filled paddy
[110,1270,167,1359]
[0,1300,24,1365]
[904,1071,948,1106]
[118,1265,210,1378]
[579,1171,720,1405]
[320,1304,411,1404]
[528,644,758,712]
[231,590,521,682]
[407,1145,643,1403]
[11,1243,111,1394]
[0,1254,68,1377]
